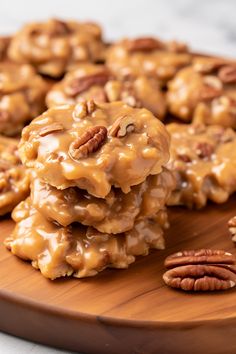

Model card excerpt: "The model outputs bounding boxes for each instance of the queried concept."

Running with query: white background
[0,0,236,353]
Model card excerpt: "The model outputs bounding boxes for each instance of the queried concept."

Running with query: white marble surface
[1,0,236,353]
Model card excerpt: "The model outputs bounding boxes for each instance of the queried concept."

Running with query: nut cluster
[163,249,236,291]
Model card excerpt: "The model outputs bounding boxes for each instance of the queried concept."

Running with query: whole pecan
[38,123,64,137]
[196,142,214,159]
[69,126,107,160]
[108,115,135,138]
[218,65,236,84]
[228,216,236,242]
[126,37,165,52]
[163,249,236,291]
[66,71,110,96]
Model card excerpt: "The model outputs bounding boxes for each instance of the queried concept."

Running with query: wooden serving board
[1,197,236,354]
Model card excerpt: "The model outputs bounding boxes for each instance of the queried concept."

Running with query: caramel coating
[5,198,168,279]
[106,37,191,85]
[167,123,236,208]
[0,62,48,136]
[0,36,11,60]
[46,63,166,119]
[0,136,30,215]
[19,101,170,198]
[8,19,106,78]
[167,56,236,128]
[30,167,174,233]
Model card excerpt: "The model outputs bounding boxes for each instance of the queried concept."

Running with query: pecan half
[69,126,107,160]
[228,216,236,242]
[218,65,236,84]
[39,123,64,137]
[126,37,165,52]
[66,71,110,96]
[163,249,236,291]
[108,115,135,138]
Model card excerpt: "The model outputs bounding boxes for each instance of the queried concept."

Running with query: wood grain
[0,197,236,354]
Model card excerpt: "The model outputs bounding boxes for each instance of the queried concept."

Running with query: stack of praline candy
[5,100,175,279]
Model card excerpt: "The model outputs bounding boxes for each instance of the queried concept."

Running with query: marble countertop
[1,0,236,353]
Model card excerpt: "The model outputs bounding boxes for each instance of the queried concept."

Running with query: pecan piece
[126,37,165,52]
[108,115,135,138]
[196,142,214,159]
[218,65,236,84]
[228,216,236,242]
[73,100,97,119]
[163,249,236,291]
[39,123,64,137]
[66,71,110,96]
[69,126,107,160]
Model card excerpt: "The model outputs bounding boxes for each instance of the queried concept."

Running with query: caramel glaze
[167,56,236,128]
[30,167,175,233]
[5,198,168,279]
[167,123,236,208]
[0,136,30,215]
[19,101,170,198]
[0,62,48,136]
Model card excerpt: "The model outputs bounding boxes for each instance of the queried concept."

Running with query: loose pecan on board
[163,249,236,291]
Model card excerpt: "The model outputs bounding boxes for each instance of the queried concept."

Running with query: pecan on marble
[163,249,236,291]
[69,126,107,160]
[108,115,135,138]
